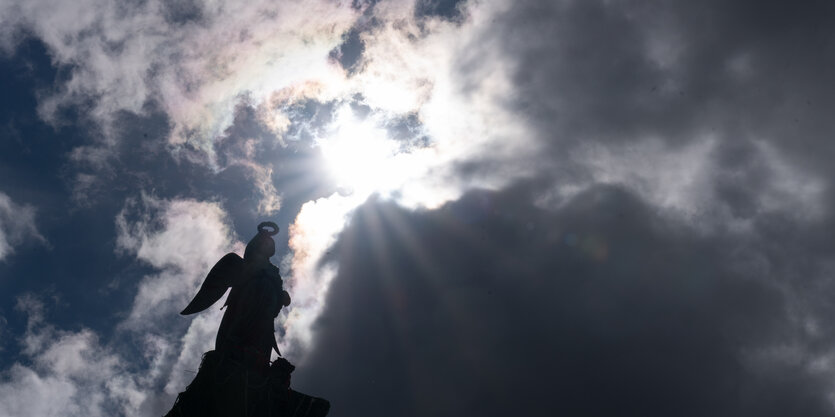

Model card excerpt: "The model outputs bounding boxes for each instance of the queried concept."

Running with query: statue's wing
[180,253,244,315]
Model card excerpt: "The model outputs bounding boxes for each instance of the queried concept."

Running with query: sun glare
[318,107,403,196]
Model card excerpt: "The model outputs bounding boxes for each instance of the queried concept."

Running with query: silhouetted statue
[165,222,330,417]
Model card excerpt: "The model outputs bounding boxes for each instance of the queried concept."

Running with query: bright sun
[318,107,402,196]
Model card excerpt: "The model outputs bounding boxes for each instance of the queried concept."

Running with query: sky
[0,0,834,416]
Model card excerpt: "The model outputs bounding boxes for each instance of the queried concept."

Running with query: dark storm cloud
[471,0,835,228]
[458,0,835,341]
[298,182,834,417]
[434,0,834,251]
[491,0,835,151]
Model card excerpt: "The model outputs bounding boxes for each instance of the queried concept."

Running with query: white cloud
[0,196,242,416]
[0,0,358,157]
[310,0,542,206]
[0,295,138,417]
[0,0,360,204]
[1,0,540,209]
[223,156,282,216]
[0,192,46,262]
[282,192,362,356]
[115,193,241,329]
[113,194,244,411]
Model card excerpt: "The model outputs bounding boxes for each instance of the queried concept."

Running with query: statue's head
[244,221,278,262]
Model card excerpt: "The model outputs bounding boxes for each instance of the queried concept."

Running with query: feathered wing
[180,253,244,315]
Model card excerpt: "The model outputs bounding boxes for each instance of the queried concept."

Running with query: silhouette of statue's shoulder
[165,222,330,417]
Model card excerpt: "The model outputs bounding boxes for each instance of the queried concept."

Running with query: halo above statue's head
[245,221,279,261]
[257,221,279,236]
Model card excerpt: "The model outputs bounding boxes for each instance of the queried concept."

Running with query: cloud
[349,0,541,197]
[4,0,832,221]
[0,0,358,152]
[544,136,826,231]
[1,0,541,210]
[0,196,242,416]
[115,193,241,328]
[277,0,832,370]
[0,192,46,262]
[282,192,364,356]
[0,295,140,417]
[485,0,835,207]
[112,194,245,410]
[0,0,360,205]
[2,1,835,415]
[296,183,835,417]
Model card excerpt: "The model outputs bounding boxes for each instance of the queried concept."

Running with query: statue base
[165,350,330,417]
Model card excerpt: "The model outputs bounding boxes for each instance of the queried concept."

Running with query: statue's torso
[215,261,283,367]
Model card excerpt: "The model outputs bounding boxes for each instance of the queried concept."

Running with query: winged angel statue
[165,222,330,417]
